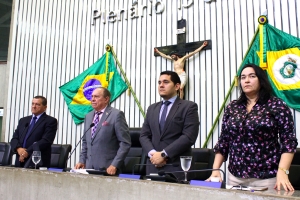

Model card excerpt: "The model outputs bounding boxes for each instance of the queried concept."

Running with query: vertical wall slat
[5,0,300,168]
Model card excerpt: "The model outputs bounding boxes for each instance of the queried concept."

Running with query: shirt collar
[162,95,178,104]
[95,106,107,114]
[32,112,44,120]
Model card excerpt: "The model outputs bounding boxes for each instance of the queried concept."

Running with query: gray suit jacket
[79,105,131,171]
[139,97,199,175]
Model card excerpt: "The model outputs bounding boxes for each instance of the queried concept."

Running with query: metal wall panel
[5,0,300,168]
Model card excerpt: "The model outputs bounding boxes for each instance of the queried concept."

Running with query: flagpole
[202,80,235,148]
[202,27,259,148]
[106,45,146,118]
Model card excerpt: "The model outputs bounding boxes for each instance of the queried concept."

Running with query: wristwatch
[278,167,289,175]
[161,152,167,158]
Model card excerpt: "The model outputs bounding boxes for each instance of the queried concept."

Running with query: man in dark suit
[139,71,199,179]
[75,87,131,175]
[10,96,58,168]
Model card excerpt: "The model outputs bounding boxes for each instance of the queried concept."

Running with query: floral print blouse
[214,96,298,179]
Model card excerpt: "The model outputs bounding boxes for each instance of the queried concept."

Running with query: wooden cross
[154,19,211,57]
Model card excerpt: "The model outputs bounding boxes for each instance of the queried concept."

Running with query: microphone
[132,163,179,175]
[64,123,95,170]
[20,123,29,142]
[158,168,226,188]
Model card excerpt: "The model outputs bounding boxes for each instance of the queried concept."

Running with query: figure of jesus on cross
[154,41,208,99]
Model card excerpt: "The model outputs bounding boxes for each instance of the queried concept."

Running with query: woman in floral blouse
[207,64,298,191]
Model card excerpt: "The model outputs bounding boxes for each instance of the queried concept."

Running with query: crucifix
[154,19,212,99]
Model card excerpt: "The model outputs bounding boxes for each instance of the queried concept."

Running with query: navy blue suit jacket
[10,113,58,168]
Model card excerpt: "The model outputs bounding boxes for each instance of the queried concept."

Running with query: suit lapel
[161,98,181,137]
[21,116,34,141]
[154,103,162,135]
[91,106,112,143]
[25,113,47,140]
[85,111,95,140]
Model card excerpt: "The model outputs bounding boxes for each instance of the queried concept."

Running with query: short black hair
[160,71,181,85]
[237,64,273,105]
[34,96,47,106]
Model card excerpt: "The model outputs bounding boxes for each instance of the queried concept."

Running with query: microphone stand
[64,123,94,171]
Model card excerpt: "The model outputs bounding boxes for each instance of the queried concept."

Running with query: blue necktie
[23,116,37,147]
[159,101,171,131]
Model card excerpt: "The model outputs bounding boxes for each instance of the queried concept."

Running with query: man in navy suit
[10,96,58,168]
[139,71,199,179]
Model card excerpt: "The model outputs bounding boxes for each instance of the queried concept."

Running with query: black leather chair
[191,148,215,180]
[123,128,147,175]
[289,148,300,190]
[0,142,11,166]
[50,144,72,169]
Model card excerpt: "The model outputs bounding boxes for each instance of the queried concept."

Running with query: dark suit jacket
[139,97,199,177]
[79,105,131,171]
[10,113,58,168]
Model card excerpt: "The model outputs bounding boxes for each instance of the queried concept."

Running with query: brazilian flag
[239,15,300,111]
[59,52,128,124]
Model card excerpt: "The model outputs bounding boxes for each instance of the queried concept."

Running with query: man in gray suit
[75,87,131,175]
[139,71,199,179]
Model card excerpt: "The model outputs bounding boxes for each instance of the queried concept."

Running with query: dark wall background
[0,0,12,61]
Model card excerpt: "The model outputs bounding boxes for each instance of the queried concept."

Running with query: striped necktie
[91,112,102,138]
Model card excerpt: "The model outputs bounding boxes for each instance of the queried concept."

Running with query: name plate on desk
[119,174,141,179]
[190,180,222,188]
[48,168,64,172]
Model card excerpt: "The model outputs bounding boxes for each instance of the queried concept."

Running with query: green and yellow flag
[239,15,300,111]
[59,52,128,124]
